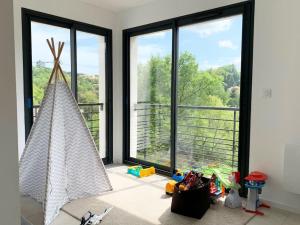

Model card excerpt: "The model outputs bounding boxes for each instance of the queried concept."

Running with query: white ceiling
[80,0,158,12]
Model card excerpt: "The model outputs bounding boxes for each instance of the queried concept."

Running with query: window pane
[130,30,172,167]
[176,15,243,175]
[31,21,71,114]
[76,31,106,158]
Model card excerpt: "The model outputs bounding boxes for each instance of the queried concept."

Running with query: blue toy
[172,169,184,182]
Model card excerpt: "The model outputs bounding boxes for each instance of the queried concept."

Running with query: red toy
[245,171,268,182]
[244,171,270,215]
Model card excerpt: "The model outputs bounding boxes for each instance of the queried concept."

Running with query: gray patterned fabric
[19,80,112,225]
[21,216,32,225]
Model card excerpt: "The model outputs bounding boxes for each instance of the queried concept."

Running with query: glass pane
[31,21,71,117]
[76,31,106,158]
[130,30,172,167]
[176,15,243,176]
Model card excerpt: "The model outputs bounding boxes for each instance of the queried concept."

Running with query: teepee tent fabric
[19,39,112,225]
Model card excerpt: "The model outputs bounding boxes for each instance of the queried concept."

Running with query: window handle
[26,98,32,109]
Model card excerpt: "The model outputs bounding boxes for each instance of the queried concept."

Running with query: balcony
[133,102,239,174]
[33,102,239,175]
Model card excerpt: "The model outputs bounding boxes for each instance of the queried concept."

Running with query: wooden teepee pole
[46,39,58,84]
[46,38,68,85]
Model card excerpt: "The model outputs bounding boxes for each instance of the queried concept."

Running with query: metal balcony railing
[133,102,239,173]
[32,102,239,173]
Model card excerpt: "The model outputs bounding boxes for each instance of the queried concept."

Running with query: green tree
[210,64,240,90]
[136,52,240,170]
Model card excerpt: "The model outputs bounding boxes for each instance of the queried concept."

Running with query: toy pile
[170,171,210,219]
[200,164,233,198]
[178,171,205,191]
[166,170,207,195]
[166,169,184,195]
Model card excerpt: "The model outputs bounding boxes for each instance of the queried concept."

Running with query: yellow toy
[140,166,155,177]
[127,165,155,178]
[165,180,177,195]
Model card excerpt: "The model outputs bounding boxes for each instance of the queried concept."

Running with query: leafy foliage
[32,66,99,105]
[32,52,241,169]
[135,52,240,170]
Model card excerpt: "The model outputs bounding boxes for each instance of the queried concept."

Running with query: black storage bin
[171,177,210,219]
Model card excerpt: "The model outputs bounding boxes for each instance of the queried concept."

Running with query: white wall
[119,0,243,29]
[250,0,300,213]
[118,0,300,213]
[13,0,124,163]
[0,0,20,224]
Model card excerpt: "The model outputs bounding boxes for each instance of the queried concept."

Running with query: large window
[22,9,113,163]
[129,30,172,168]
[123,1,254,179]
[176,15,242,172]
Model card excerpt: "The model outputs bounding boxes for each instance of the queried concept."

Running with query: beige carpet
[21,165,255,225]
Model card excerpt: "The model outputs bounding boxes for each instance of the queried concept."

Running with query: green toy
[127,165,143,177]
[127,165,156,178]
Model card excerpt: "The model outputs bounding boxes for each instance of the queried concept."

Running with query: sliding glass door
[22,9,113,163]
[76,31,107,158]
[176,15,243,173]
[124,2,254,178]
[129,30,172,167]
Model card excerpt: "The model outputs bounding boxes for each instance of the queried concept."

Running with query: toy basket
[171,177,210,219]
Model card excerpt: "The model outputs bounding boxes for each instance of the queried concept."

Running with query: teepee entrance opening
[19,38,112,225]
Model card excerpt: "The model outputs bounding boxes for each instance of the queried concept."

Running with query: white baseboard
[261,198,300,215]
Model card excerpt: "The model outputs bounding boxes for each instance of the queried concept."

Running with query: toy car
[80,207,113,225]
[127,166,155,178]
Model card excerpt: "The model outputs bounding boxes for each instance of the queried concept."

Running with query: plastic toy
[172,169,184,182]
[201,164,234,198]
[140,166,155,177]
[165,180,177,195]
[224,172,242,208]
[165,171,205,195]
[127,165,155,178]
[212,168,231,188]
[210,174,219,195]
[178,171,205,191]
[127,165,142,177]
[165,170,184,195]
[244,171,270,215]
[209,171,230,197]
[80,207,113,225]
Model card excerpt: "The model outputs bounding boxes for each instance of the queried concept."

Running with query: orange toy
[165,180,177,195]
[139,166,155,177]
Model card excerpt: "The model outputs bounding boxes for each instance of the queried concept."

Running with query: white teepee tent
[19,38,112,225]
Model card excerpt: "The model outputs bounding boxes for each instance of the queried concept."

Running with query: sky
[137,14,243,72]
[31,22,104,74]
[31,14,243,75]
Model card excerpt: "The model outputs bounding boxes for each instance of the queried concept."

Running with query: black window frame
[22,8,113,164]
[123,0,255,191]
